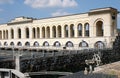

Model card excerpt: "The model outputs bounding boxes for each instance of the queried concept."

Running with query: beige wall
[0,7,118,50]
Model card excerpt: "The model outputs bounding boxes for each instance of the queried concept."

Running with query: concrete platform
[94,61,120,78]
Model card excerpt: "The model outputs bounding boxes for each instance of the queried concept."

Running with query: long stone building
[0,7,118,50]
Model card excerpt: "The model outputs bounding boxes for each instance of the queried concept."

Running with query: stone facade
[0,7,118,50]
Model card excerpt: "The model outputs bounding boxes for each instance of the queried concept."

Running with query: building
[0,7,118,50]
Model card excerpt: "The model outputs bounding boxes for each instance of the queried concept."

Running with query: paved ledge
[94,61,120,78]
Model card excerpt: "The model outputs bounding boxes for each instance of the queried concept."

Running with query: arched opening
[78,23,82,37]
[70,24,74,37]
[0,31,2,39]
[11,29,14,39]
[37,27,40,38]
[6,30,8,39]
[79,41,88,47]
[17,42,22,46]
[25,42,30,47]
[18,28,21,39]
[94,41,105,49]
[42,27,45,38]
[10,42,14,46]
[65,41,74,47]
[43,41,49,47]
[4,42,8,46]
[32,28,36,39]
[46,27,50,38]
[52,26,56,38]
[64,25,68,37]
[58,25,61,38]
[3,30,5,39]
[84,23,89,37]
[33,41,39,47]
[96,21,103,36]
[26,28,29,38]
[53,41,61,47]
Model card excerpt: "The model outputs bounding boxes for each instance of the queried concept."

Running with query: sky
[0,0,120,28]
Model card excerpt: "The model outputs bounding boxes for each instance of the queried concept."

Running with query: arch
[52,26,56,38]
[6,30,8,39]
[53,41,61,47]
[79,41,88,47]
[96,21,104,36]
[70,24,74,37]
[17,42,22,46]
[37,27,40,38]
[94,41,105,49]
[64,25,68,37]
[18,28,21,39]
[11,29,14,39]
[3,30,5,39]
[33,41,39,47]
[42,27,45,38]
[84,23,89,37]
[10,42,14,46]
[4,42,8,46]
[57,25,61,38]
[32,27,36,38]
[65,41,74,47]
[26,27,29,38]
[46,26,50,38]
[77,23,82,37]
[0,30,2,39]
[43,41,49,47]
[25,42,30,47]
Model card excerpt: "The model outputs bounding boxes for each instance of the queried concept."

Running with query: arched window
[32,28,36,39]
[18,28,21,39]
[4,42,8,46]
[52,26,56,38]
[53,41,61,47]
[64,25,68,37]
[0,31,2,39]
[84,23,89,37]
[11,29,14,39]
[33,41,39,47]
[37,27,40,38]
[65,41,74,47]
[70,24,74,37]
[78,23,82,37]
[10,42,14,46]
[6,30,8,39]
[3,30,6,39]
[46,27,50,38]
[96,21,103,36]
[94,41,105,49]
[17,42,22,46]
[42,27,45,38]
[26,28,29,38]
[25,42,30,47]
[58,25,61,38]
[43,41,49,47]
[79,41,88,47]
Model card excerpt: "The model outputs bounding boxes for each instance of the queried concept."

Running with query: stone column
[40,27,42,38]
[74,25,78,37]
[29,28,32,39]
[82,25,85,37]
[56,26,58,38]
[14,28,17,39]
[21,28,26,39]
[50,27,53,38]
[68,25,71,38]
